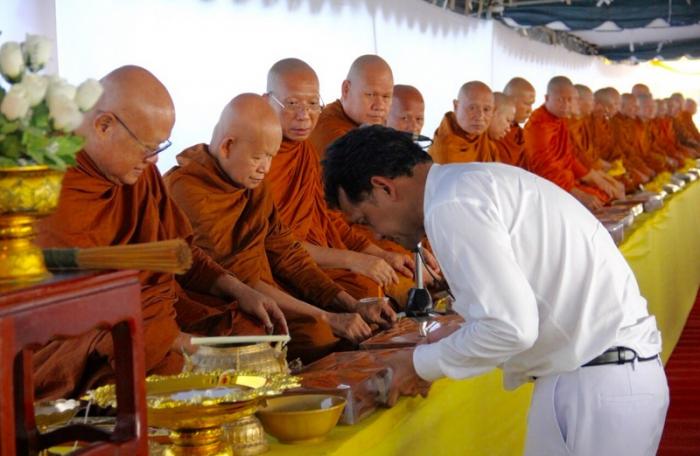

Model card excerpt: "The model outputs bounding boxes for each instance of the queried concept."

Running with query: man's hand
[356,297,397,329]
[346,251,399,288]
[571,187,604,211]
[323,312,372,343]
[378,250,414,278]
[173,332,197,355]
[380,348,432,407]
[235,284,289,335]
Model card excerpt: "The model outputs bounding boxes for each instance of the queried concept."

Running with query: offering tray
[359,314,464,350]
[613,192,664,213]
[86,371,299,456]
[608,200,643,217]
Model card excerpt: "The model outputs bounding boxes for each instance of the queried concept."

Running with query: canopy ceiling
[425,0,700,62]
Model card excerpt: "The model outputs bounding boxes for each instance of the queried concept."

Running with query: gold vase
[0,165,64,287]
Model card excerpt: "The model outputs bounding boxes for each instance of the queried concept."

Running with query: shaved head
[387,84,425,135]
[504,77,536,124]
[637,94,656,120]
[78,65,175,185]
[668,93,684,116]
[341,54,394,125]
[631,83,651,98]
[620,93,638,117]
[593,87,620,118]
[545,76,575,118]
[684,98,697,115]
[488,92,516,140]
[265,58,321,142]
[575,84,594,117]
[211,93,282,189]
[453,81,494,135]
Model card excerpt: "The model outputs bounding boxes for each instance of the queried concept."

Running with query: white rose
[0,42,25,82]
[22,34,52,71]
[75,78,103,112]
[1,85,31,120]
[49,95,83,132]
[18,73,49,106]
[47,79,77,111]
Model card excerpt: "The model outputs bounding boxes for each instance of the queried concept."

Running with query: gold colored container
[223,413,269,455]
[257,394,346,444]
[187,342,289,375]
[0,165,64,287]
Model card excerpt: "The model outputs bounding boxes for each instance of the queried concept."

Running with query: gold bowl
[186,342,288,375]
[257,394,346,444]
[34,399,81,429]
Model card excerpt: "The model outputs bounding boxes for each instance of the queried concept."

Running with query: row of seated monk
[31,54,700,403]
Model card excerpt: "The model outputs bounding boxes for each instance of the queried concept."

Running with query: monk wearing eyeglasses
[164,93,387,362]
[266,58,426,304]
[33,66,287,400]
[387,84,425,136]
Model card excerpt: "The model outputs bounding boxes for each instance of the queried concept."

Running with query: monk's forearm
[208,273,250,300]
[302,242,353,269]
[254,281,325,319]
[361,243,391,260]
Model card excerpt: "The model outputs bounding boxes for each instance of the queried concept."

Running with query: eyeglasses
[269,93,324,114]
[100,110,172,159]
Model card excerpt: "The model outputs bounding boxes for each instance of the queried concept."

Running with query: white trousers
[524,357,669,456]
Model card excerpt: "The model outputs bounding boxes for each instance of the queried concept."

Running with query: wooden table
[0,270,148,456]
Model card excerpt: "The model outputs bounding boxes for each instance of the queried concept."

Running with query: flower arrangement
[0,34,103,170]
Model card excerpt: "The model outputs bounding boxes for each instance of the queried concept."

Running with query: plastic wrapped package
[593,207,634,228]
[295,349,416,425]
[608,200,644,217]
[602,220,625,245]
[616,192,665,213]
[359,314,464,350]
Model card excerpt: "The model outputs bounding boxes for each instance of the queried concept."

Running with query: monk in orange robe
[669,93,700,156]
[430,81,498,164]
[309,54,394,159]
[165,94,395,362]
[634,94,673,173]
[387,84,425,136]
[33,66,286,400]
[264,58,429,308]
[523,76,616,211]
[569,85,624,198]
[609,94,656,180]
[501,77,536,169]
[488,92,523,166]
[631,83,651,98]
[650,100,689,167]
[682,99,700,142]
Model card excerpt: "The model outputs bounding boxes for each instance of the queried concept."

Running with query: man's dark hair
[322,125,432,209]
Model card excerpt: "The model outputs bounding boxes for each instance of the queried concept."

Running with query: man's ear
[341,80,350,100]
[219,137,236,159]
[452,99,459,112]
[370,175,398,201]
[93,112,114,137]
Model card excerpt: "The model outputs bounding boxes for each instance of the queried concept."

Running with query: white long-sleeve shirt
[413,163,662,389]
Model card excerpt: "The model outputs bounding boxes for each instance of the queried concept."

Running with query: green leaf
[0,156,18,167]
[0,119,19,134]
[0,133,22,159]
[30,102,50,131]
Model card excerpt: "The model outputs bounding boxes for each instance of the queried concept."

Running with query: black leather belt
[582,347,659,367]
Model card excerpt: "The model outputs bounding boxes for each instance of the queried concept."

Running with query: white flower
[0,42,25,82]
[1,85,31,120]
[18,73,49,106]
[22,34,52,71]
[49,95,83,132]
[46,79,77,111]
[75,78,103,112]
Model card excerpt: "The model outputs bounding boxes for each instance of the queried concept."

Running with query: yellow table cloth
[270,181,700,455]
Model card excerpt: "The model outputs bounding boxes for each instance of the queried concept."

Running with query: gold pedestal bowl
[87,371,299,456]
[0,165,64,288]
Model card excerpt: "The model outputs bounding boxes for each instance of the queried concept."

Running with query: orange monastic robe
[493,122,528,168]
[631,118,669,173]
[673,112,700,153]
[266,138,412,302]
[608,114,655,179]
[309,100,358,161]
[430,112,497,164]
[34,152,262,400]
[568,116,599,169]
[649,117,689,165]
[523,105,609,202]
[164,144,348,362]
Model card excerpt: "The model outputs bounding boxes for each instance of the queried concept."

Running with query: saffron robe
[164,144,344,361]
[430,112,497,164]
[34,151,262,400]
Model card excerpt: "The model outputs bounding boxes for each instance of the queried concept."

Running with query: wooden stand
[0,270,147,455]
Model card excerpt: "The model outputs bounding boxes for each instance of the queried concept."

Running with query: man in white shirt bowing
[321,125,669,456]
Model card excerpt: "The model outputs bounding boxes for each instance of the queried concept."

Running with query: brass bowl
[34,399,81,429]
[257,394,346,444]
[187,342,288,375]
